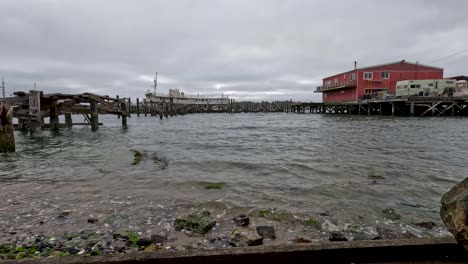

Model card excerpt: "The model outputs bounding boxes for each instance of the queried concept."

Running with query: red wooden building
[316,60,444,103]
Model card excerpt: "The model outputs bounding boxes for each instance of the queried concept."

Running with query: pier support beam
[90,99,99,131]
[136,98,140,117]
[49,103,59,130]
[410,103,415,116]
[391,103,395,116]
[120,101,127,127]
[367,104,371,115]
[0,101,15,152]
[128,98,131,118]
[65,113,73,128]
[29,90,42,137]
[116,95,120,119]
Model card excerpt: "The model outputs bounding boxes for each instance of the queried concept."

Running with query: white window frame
[334,78,338,84]
[350,73,356,81]
[381,72,390,79]
[363,72,373,80]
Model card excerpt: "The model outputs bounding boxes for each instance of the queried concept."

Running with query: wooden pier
[0,90,130,152]
[291,96,468,117]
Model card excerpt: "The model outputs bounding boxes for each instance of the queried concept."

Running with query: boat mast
[154,72,158,96]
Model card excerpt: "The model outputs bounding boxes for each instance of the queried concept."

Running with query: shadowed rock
[441,177,468,249]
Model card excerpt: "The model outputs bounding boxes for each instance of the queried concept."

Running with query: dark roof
[447,75,468,81]
[357,60,443,70]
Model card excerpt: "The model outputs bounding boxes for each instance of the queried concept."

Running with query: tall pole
[154,72,158,95]
[2,77,5,98]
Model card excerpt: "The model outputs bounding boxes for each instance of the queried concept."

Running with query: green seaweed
[204,182,224,190]
[174,211,216,234]
[303,217,321,228]
[132,150,142,165]
[88,249,102,256]
[368,174,385,180]
[127,231,140,248]
[183,245,194,251]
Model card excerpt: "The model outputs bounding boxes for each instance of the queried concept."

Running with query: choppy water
[1,113,467,246]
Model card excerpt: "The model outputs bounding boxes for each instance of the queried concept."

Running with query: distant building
[316,60,444,103]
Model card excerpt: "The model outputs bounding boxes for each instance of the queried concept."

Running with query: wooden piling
[90,99,99,131]
[120,101,127,127]
[170,98,173,117]
[116,95,120,119]
[65,113,73,128]
[410,103,415,116]
[137,98,140,117]
[128,98,131,118]
[49,103,59,130]
[29,90,42,137]
[0,101,15,152]
[391,102,395,116]
[144,99,147,117]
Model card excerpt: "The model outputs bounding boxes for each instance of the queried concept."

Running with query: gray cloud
[1,0,467,101]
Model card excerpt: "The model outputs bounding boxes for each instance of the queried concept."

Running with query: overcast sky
[1,0,468,101]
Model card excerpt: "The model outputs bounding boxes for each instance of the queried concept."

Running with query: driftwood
[0,101,15,152]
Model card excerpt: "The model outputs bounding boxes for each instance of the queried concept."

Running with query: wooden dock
[0,90,132,152]
[291,96,468,117]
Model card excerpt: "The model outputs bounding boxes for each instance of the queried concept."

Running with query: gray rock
[150,234,167,244]
[441,177,468,249]
[112,230,130,240]
[381,208,402,221]
[351,232,380,241]
[376,227,398,240]
[136,238,152,247]
[66,247,80,255]
[233,215,249,227]
[87,218,99,224]
[256,226,275,239]
[231,230,263,246]
[329,231,348,241]
[415,221,437,229]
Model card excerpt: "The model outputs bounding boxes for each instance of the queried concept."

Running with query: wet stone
[415,221,437,229]
[113,230,130,240]
[376,227,398,240]
[256,226,275,240]
[382,208,402,221]
[87,218,99,224]
[329,231,348,241]
[209,237,232,248]
[232,231,263,247]
[150,234,167,244]
[66,247,80,255]
[440,177,468,248]
[351,232,380,241]
[293,237,311,244]
[136,238,152,247]
[233,215,249,227]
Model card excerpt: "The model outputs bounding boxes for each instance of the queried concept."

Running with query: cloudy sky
[1,0,467,101]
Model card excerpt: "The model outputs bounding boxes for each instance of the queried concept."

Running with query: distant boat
[145,89,230,106]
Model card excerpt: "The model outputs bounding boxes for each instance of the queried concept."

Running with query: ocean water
[1,113,467,244]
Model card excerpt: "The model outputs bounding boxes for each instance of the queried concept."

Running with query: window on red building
[363,72,373,80]
[381,72,390,79]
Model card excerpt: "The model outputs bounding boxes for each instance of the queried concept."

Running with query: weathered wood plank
[0,101,15,152]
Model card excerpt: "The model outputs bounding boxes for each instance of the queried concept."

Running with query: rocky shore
[0,202,449,260]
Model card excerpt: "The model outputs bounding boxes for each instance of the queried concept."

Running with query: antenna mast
[154,72,158,95]
[1,77,4,98]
